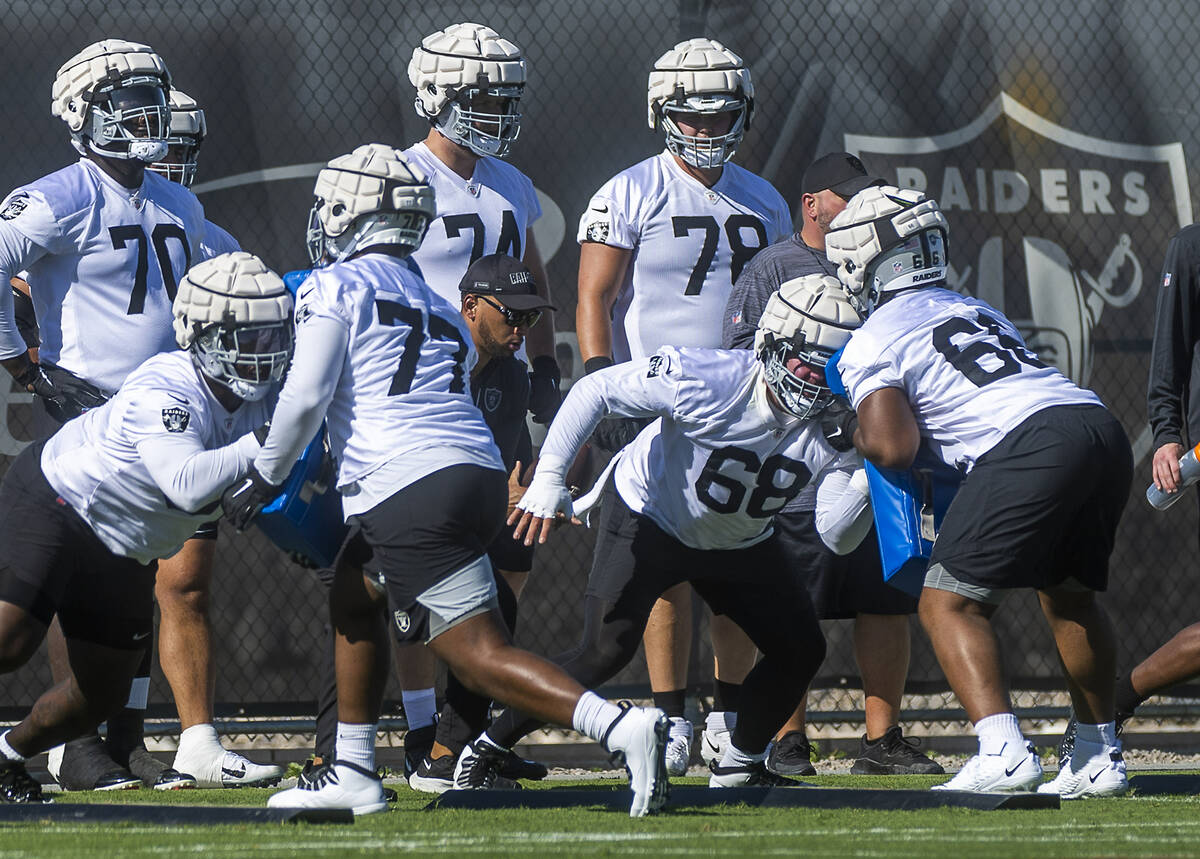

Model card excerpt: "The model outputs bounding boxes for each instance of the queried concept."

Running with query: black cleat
[498,748,548,781]
[402,724,437,781]
[452,739,523,790]
[709,759,807,787]
[0,759,51,804]
[58,734,140,791]
[851,726,944,775]
[127,747,196,790]
[767,731,817,777]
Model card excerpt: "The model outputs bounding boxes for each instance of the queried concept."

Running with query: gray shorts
[924,561,1093,606]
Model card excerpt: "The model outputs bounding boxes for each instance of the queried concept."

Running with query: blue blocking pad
[257,429,347,569]
[866,452,962,597]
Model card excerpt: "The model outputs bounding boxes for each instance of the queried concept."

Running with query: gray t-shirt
[721,233,838,511]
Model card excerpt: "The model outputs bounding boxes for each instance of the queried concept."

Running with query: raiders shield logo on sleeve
[0,194,29,221]
[162,406,191,433]
[484,387,503,412]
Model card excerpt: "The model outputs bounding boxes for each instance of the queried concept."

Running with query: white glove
[516,471,575,521]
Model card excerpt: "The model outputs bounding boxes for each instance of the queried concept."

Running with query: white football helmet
[754,273,860,419]
[825,185,950,317]
[306,143,436,266]
[647,38,753,169]
[148,90,206,186]
[51,39,172,163]
[408,22,526,158]
[174,252,293,402]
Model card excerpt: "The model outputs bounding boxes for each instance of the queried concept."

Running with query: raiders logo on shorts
[394,610,411,633]
[161,406,191,433]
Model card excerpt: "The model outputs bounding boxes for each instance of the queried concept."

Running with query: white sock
[1076,721,1119,748]
[178,723,224,759]
[0,731,25,762]
[706,711,736,734]
[572,692,624,746]
[335,722,377,772]
[402,688,438,731]
[974,712,1025,756]
[718,742,763,769]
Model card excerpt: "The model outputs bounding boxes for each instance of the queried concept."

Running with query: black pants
[486,485,827,756]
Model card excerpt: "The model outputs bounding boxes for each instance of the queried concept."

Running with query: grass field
[5,772,1200,858]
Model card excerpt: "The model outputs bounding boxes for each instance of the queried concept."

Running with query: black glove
[287,550,319,570]
[819,396,859,452]
[527,355,562,424]
[11,356,98,424]
[591,416,650,453]
[11,286,38,350]
[222,467,281,532]
[39,362,108,422]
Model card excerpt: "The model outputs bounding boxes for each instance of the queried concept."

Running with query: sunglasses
[477,295,542,329]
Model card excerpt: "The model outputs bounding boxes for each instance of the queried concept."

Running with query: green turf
[3,774,1199,857]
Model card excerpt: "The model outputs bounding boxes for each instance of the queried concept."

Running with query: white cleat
[700,713,734,769]
[664,717,693,777]
[1037,748,1128,799]
[267,760,387,816]
[173,749,285,788]
[931,741,1043,793]
[603,704,670,818]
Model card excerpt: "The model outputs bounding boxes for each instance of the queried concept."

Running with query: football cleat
[851,726,944,775]
[931,741,1043,792]
[1037,748,1128,799]
[55,734,140,791]
[0,759,51,804]
[267,760,388,816]
[709,758,807,788]
[1057,711,1131,768]
[664,716,693,777]
[408,753,456,794]
[172,749,284,788]
[602,703,670,818]
[402,724,437,781]
[700,713,734,768]
[127,747,196,790]
[451,739,522,791]
[498,748,549,781]
[766,731,817,777]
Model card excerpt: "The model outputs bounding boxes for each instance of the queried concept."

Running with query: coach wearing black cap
[403,253,557,792]
[720,154,942,780]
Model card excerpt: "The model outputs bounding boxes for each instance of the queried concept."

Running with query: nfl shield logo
[161,406,191,433]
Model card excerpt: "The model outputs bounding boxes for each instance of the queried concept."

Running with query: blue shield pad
[256,429,347,569]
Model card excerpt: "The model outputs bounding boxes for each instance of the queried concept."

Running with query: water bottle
[1147,443,1200,510]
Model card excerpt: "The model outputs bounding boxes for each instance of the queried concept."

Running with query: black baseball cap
[458,253,556,311]
[801,152,885,197]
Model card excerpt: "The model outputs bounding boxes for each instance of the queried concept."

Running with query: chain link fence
[3,1,1200,735]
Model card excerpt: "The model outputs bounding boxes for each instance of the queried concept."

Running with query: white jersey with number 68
[836,287,1101,472]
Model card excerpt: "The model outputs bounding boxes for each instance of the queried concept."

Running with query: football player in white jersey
[223,144,670,818]
[0,39,214,793]
[403,22,560,421]
[392,20,562,779]
[575,37,792,773]
[0,251,291,804]
[473,273,871,787]
[142,87,286,790]
[825,186,1132,798]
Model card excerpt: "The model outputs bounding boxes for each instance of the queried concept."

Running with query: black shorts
[347,463,506,609]
[773,511,917,620]
[0,442,155,649]
[929,404,1132,592]
[586,485,821,653]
